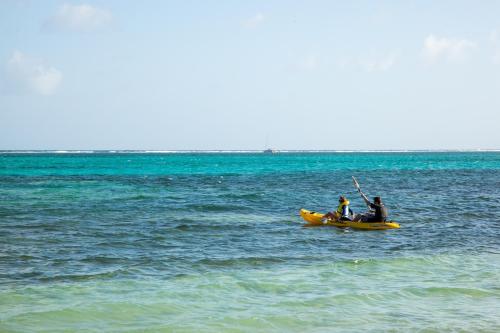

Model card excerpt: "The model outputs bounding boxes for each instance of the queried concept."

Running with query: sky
[1,0,499,150]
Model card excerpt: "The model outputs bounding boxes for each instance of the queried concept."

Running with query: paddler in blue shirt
[323,196,352,222]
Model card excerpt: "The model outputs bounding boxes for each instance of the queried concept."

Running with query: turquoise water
[1,152,499,332]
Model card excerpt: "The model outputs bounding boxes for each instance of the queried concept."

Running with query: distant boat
[263,148,278,154]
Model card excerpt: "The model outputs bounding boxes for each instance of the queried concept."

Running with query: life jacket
[336,200,350,217]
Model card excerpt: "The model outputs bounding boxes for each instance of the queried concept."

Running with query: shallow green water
[1,152,499,332]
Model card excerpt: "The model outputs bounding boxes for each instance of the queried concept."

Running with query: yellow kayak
[300,209,400,230]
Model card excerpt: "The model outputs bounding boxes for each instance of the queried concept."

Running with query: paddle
[352,176,372,211]
[352,176,361,193]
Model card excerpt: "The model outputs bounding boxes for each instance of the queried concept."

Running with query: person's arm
[360,191,371,206]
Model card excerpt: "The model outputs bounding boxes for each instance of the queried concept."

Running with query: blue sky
[1,0,499,150]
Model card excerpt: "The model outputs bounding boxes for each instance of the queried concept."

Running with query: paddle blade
[352,176,361,191]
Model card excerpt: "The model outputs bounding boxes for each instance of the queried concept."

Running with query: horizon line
[1,149,499,154]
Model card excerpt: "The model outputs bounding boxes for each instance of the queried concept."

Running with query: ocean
[1,152,499,332]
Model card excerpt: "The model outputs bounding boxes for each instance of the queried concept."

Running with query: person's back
[369,197,388,222]
[337,196,351,221]
[323,195,352,222]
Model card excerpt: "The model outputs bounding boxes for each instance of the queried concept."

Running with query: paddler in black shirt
[351,176,389,222]
[357,195,388,222]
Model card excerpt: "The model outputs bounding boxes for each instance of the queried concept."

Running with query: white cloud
[493,51,500,65]
[299,55,319,70]
[359,53,397,72]
[422,34,476,64]
[44,3,112,32]
[490,30,498,43]
[492,46,500,65]
[336,52,398,72]
[5,51,62,96]
[490,30,500,65]
[242,13,265,29]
